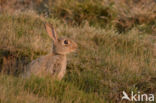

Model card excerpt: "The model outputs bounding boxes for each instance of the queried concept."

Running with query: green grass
[0,1,156,102]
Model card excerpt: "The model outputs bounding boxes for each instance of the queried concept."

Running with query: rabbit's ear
[45,23,58,42]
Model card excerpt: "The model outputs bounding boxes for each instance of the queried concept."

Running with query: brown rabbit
[23,23,77,80]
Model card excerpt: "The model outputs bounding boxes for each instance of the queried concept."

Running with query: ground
[0,0,156,103]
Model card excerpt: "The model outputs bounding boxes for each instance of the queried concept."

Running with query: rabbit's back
[24,54,67,79]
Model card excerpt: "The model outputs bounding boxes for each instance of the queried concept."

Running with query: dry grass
[1,0,156,33]
[113,0,156,32]
[0,0,156,103]
[0,12,155,102]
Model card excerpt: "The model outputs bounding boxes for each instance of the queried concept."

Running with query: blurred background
[0,0,156,33]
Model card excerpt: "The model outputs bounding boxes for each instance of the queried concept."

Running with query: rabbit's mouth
[70,47,77,53]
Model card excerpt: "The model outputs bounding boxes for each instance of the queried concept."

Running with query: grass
[0,0,156,103]
[35,0,156,32]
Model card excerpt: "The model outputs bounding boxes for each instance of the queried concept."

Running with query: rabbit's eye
[64,40,68,44]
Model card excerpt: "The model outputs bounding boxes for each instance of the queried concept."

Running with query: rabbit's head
[45,23,77,55]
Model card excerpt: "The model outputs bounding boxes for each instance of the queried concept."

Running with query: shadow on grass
[0,48,30,76]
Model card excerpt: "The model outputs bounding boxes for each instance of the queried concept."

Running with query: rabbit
[23,23,77,80]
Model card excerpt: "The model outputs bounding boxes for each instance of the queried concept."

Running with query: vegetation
[0,0,156,103]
